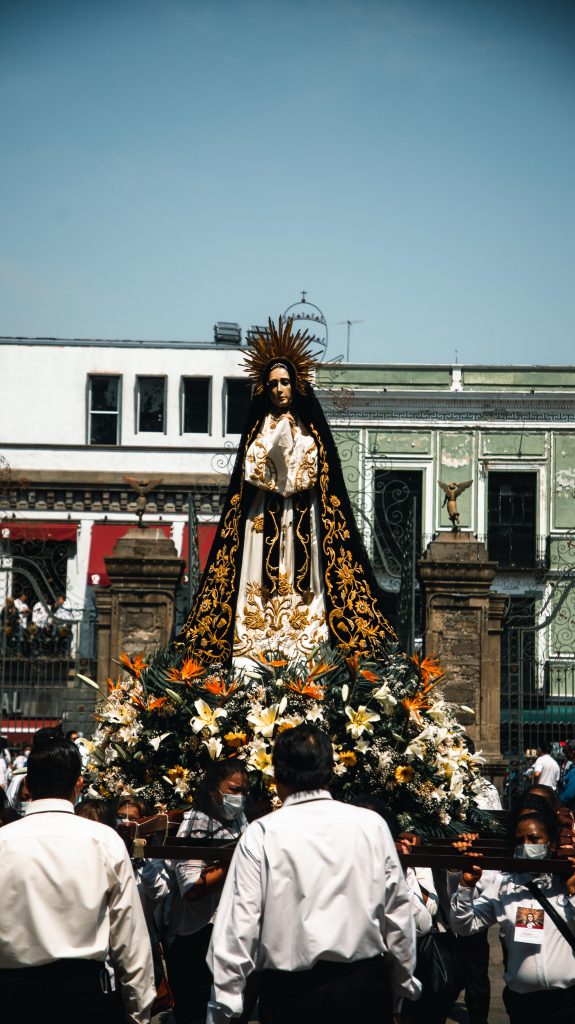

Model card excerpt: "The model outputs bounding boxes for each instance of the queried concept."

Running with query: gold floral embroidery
[234,579,326,658]
[246,436,278,490]
[308,422,397,655]
[180,422,260,664]
[293,443,318,491]
[252,514,264,533]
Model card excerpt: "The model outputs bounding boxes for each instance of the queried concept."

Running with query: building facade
[1,335,574,760]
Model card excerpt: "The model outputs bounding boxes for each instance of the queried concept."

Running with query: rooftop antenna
[335,320,365,362]
[455,348,459,365]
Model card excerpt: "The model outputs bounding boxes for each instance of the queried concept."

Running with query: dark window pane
[90,413,118,445]
[226,379,251,434]
[183,378,210,433]
[91,377,119,411]
[487,472,536,568]
[138,377,165,432]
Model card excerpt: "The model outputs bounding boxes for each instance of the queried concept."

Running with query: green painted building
[317,363,575,761]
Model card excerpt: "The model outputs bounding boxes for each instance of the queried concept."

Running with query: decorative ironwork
[501,530,575,776]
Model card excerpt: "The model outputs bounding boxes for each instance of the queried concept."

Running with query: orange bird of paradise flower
[119,651,149,680]
[411,653,444,687]
[107,676,123,692]
[167,657,205,684]
[147,696,168,711]
[251,650,289,671]
[345,652,360,677]
[306,658,335,683]
[286,678,326,700]
[359,668,379,683]
[202,677,239,700]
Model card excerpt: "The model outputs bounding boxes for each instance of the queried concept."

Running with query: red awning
[2,522,78,542]
[88,523,171,586]
[1,719,60,744]
[181,524,218,572]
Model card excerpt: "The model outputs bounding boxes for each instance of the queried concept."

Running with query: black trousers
[0,959,125,1024]
[503,984,575,1024]
[257,955,393,1024]
[166,925,214,1024]
[459,929,490,1024]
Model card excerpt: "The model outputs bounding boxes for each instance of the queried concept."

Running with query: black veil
[177,382,398,665]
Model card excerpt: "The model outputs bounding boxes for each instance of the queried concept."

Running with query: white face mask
[219,792,245,820]
[515,842,549,860]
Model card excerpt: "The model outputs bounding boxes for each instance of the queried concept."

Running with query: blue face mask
[514,843,549,860]
[219,792,245,820]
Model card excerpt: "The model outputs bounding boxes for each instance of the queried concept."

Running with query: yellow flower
[338,750,358,767]
[224,731,247,748]
[394,765,415,785]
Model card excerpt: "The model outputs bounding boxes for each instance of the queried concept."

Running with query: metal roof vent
[213,322,242,344]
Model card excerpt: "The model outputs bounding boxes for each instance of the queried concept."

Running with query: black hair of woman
[508,805,559,850]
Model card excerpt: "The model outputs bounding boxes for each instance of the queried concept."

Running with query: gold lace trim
[309,422,397,654]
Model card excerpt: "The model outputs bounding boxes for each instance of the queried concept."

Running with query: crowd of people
[0,591,79,656]
[2,725,575,1024]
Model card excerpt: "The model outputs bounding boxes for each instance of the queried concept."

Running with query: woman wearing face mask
[450,804,575,1024]
[167,758,249,1024]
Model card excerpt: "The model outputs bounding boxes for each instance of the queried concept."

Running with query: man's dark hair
[539,739,553,754]
[27,735,82,800]
[32,724,63,749]
[272,724,333,792]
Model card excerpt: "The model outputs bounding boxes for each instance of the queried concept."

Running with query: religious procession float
[85,318,492,835]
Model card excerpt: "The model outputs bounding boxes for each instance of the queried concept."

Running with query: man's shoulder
[244,798,388,840]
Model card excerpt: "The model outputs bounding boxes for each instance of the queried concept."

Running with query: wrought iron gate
[0,532,98,749]
[501,531,575,787]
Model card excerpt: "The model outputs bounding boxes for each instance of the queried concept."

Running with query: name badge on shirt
[514,906,544,944]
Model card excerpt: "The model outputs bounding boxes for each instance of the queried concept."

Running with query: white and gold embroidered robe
[233,413,328,660]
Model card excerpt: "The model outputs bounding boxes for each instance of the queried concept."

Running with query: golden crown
[241,316,318,395]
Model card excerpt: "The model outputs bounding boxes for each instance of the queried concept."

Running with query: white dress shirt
[0,799,156,1023]
[451,871,575,992]
[533,753,560,790]
[207,791,420,1022]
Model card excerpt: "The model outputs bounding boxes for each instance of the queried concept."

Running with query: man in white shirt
[0,733,155,1024]
[207,724,420,1024]
[532,741,560,791]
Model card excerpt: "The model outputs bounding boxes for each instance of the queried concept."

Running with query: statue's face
[267,365,292,410]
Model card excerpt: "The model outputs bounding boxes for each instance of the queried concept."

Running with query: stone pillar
[419,533,507,777]
[94,527,184,692]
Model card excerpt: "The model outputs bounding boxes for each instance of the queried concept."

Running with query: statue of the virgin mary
[178,318,397,665]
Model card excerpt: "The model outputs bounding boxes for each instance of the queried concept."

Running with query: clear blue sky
[1,0,574,364]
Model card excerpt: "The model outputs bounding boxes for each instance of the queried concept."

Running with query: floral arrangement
[85,642,494,835]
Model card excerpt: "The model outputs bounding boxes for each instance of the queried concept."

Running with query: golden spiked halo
[242,316,318,395]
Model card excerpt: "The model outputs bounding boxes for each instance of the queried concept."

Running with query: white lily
[191,699,227,735]
[149,732,172,751]
[354,738,372,754]
[305,703,324,723]
[372,683,397,715]
[248,741,274,776]
[247,702,283,737]
[345,705,380,739]
[203,737,223,759]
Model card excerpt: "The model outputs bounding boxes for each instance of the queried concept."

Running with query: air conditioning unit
[213,322,242,344]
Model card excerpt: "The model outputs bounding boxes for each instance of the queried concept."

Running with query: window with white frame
[87,375,121,445]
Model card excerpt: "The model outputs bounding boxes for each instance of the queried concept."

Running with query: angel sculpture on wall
[438,479,473,529]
